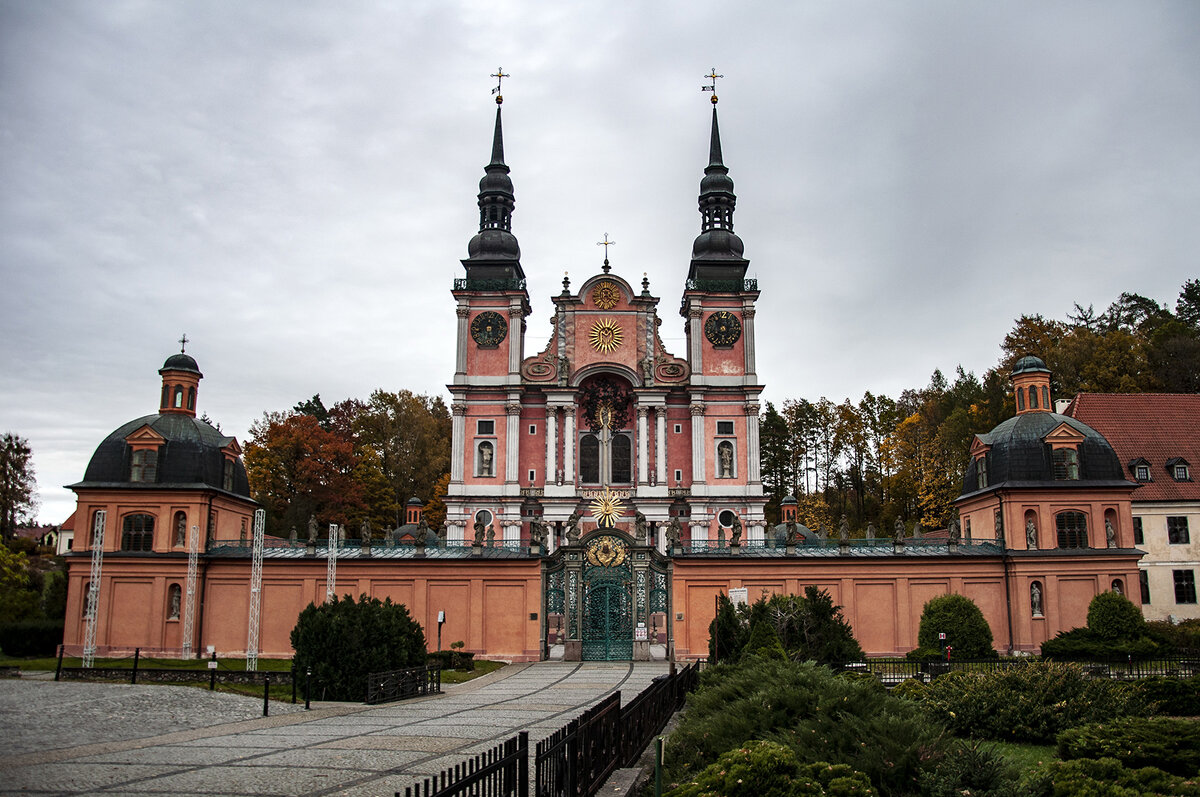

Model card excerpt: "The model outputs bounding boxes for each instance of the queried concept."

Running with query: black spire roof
[688,106,749,282]
[462,103,524,281]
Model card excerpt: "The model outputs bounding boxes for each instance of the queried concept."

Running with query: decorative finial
[597,233,616,273]
[702,68,723,104]
[642,272,650,293]
[562,271,570,295]
[491,67,509,105]
[178,333,189,353]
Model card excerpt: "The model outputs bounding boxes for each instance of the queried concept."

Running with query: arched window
[121,514,155,551]
[130,449,158,483]
[173,511,187,547]
[1053,447,1080,480]
[1017,389,1025,411]
[976,455,989,489]
[1041,386,1050,409]
[187,387,196,411]
[173,386,184,408]
[1029,386,1038,409]
[579,435,600,483]
[1056,511,1088,549]
[611,434,632,483]
[167,584,182,619]
[161,384,170,409]
[476,440,495,477]
[223,459,234,491]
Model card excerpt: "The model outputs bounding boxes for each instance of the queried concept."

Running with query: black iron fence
[404,731,529,797]
[398,662,699,797]
[366,665,442,705]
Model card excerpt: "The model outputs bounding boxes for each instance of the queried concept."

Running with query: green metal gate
[581,551,633,661]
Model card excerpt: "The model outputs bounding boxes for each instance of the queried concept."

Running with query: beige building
[1065,394,1200,621]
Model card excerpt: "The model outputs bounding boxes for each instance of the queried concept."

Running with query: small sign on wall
[729,587,749,606]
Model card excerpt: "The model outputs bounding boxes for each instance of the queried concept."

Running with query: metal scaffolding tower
[325,523,339,602]
[181,523,199,659]
[246,509,266,671]
[82,510,106,668]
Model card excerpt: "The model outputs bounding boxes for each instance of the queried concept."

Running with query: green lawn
[441,660,505,684]
[987,740,1058,770]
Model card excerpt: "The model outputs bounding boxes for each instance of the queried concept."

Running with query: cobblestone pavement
[0,661,669,796]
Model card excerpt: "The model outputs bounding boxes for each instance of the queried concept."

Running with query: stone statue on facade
[1026,518,1037,550]
[338,525,347,544]
[486,525,496,546]
[557,356,570,385]
[838,515,850,543]
[949,517,961,544]
[666,517,682,547]
[529,518,546,547]
[1106,518,1117,548]
[894,518,905,539]
[911,521,922,539]
[360,519,371,544]
[866,522,876,539]
[730,515,743,546]
[415,516,429,546]
[565,510,581,544]
[307,515,318,544]
[1030,582,1043,616]
[641,355,655,385]
[634,511,648,544]
[289,526,298,544]
[786,520,799,544]
[473,518,486,546]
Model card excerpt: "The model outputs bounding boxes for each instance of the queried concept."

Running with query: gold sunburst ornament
[589,318,623,353]
[589,487,625,529]
[591,281,621,310]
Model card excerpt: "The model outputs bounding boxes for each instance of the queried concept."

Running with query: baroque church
[61,88,1144,662]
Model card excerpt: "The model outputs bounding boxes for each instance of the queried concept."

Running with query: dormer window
[1136,465,1150,481]
[976,455,989,490]
[1053,447,1079,480]
[130,448,158,482]
[1167,458,1192,482]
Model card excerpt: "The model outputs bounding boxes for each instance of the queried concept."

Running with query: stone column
[508,305,524,376]
[455,305,469,376]
[690,402,707,484]
[563,407,576,484]
[505,402,521,483]
[746,401,761,485]
[688,305,704,373]
[637,406,649,485]
[545,405,558,485]
[742,305,756,377]
[655,408,667,486]
[450,403,466,482]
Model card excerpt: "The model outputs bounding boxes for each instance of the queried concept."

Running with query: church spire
[462,71,524,281]
[688,75,748,283]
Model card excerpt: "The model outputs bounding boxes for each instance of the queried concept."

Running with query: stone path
[0,661,669,796]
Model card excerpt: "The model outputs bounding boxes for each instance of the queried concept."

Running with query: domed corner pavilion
[955,355,1144,652]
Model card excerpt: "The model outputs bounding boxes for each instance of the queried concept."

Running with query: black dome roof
[75,413,250,496]
[160,353,201,374]
[960,411,1124,496]
[1012,355,1050,375]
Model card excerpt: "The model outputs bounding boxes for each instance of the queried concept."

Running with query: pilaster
[637,406,649,485]
[690,402,707,484]
[746,401,761,485]
[505,402,521,483]
[451,402,467,482]
[545,406,558,485]
[655,408,667,486]
[455,305,470,376]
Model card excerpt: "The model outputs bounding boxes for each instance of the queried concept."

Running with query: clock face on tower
[704,311,742,347]
[470,311,508,348]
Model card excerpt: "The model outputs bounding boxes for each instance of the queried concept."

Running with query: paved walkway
[0,661,670,796]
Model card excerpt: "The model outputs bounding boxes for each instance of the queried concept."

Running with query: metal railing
[366,665,441,705]
[684,278,758,292]
[404,731,529,797]
[536,692,622,797]
[453,277,528,292]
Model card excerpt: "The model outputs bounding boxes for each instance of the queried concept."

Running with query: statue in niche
[557,356,570,385]
[1026,518,1038,550]
[565,510,581,544]
[168,588,181,620]
[479,443,494,477]
[1106,518,1117,548]
[838,515,850,543]
[289,526,298,545]
[641,355,655,384]
[730,515,743,546]
[360,519,371,543]
[415,516,429,546]
[1030,582,1044,617]
[634,511,648,544]
[718,442,734,478]
[666,517,682,547]
[175,514,187,547]
[473,517,486,546]
[949,518,961,544]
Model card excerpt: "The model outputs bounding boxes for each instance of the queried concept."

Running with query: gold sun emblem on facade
[589,318,623,353]
[589,487,625,529]
[591,281,621,310]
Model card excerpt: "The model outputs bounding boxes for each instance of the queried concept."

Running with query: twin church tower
[444,76,766,550]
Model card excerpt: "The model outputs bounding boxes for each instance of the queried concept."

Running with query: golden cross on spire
[491,67,509,104]
[178,333,189,353]
[597,232,616,272]
[702,67,723,104]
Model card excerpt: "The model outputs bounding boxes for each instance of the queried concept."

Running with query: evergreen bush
[744,618,787,660]
[920,662,1144,744]
[1145,618,1200,653]
[1128,675,1200,717]
[916,740,1023,797]
[916,594,996,659]
[771,587,864,663]
[0,619,63,656]
[663,658,942,796]
[666,741,876,797]
[708,593,746,663]
[1088,592,1146,641]
[1022,757,1200,797]
[290,593,426,701]
[1056,716,1200,777]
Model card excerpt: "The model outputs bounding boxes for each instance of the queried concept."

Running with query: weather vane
[597,233,616,273]
[178,333,189,353]
[491,67,509,104]
[702,67,723,104]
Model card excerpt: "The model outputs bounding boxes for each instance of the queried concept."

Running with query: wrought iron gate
[582,578,632,660]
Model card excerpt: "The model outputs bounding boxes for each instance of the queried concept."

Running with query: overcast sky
[3,1,1198,524]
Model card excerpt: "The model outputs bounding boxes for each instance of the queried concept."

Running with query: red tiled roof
[1064,393,1200,503]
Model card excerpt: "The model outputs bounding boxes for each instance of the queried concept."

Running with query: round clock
[585,536,628,568]
[591,281,621,310]
[704,311,742,347]
[470,311,508,348]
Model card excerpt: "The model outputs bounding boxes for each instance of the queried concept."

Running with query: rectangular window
[674,424,682,434]
[1168,516,1190,544]
[976,456,988,490]
[1053,447,1080,480]
[1140,570,1150,604]
[476,419,495,435]
[528,469,536,483]
[1133,516,1144,545]
[674,469,683,484]
[1175,464,1191,481]
[716,421,734,435]
[1174,570,1197,604]
[1135,465,1150,481]
[529,424,536,435]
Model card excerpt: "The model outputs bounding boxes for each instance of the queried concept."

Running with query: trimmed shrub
[890,678,928,701]
[917,740,1022,797]
[1040,627,1161,660]
[1128,676,1200,717]
[1088,592,1146,641]
[0,620,64,657]
[1022,757,1200,797]
[1146,618,1200,654]
[290,594,426,701]
[920,661,1144,744]
[1056,716,1200,777]
[426,650,475,671]
[745,619,787,660]
[916,594,996,660]
[663,658,943,796]
[666,741,876,797]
